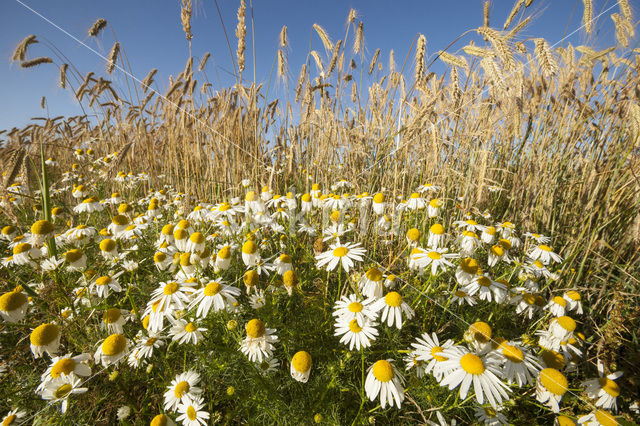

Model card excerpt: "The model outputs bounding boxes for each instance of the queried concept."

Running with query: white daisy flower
[406,193,426,210]
[240,319,279,363]
[427,198,443,218]
[480,225,497,245]
[451,289,477,306]
[176,396,209,426]
[40,375,88,414]
[412,247,459,276]
[488,342,541,386]
[577,410,618,426]
[37,353,92,393]
[536,368,569,413]
[332,294,377,326]
[455,258,480,285]
[290,351,312,383]
[315,242,366,273]
[411,332,456,381]
[163,370,202,412]
[249,289,266,309]
[528,244,562,265]
[30,323,61,359]
[371,291,415,329]
[334,317,378,351]
[427,223,447,248]
[256,358,279,376]
[457,231,480,257]
[365,359,405,408]
[563,291,583,315]
[0,409,27,425]
[523,232,551,244]
[94,334,130,367]
[473,405,509,425]
[436,346,510,408]
[582,360,622,412]
[188,280,241,318]
[170,319,206,345]
[101,308,130,334]
[359,267,386,298]
[0,289,28,322]
[89,272,124,298]
[463,275,507,303]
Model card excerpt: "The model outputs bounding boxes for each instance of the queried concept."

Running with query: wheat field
[0,0,639,424]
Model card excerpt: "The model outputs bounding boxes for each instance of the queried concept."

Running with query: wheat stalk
[504,0,524,30]
[12,35,37,62]
[58,64,68,89]
[354,22,363,54]
[369,48,380,76]
[236,0,247,76]
[106,42,120,74]
[181,0,193,41]
[88,19,107,37]
[415,35,426,83]
[534,38,558,77]
[20,57,53,68]
[583,0,593,35]
[280,26,288,49]
[313,24,333,52]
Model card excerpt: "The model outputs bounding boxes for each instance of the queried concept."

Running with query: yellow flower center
[245,191,257,202]
[348,319,363,333]
[459,258,479,274]
[539,368,568,395]
[64,249,84,263]
[31,220,54,235]
[365,267,382,281]
[112,215,129,226]
[99,239,116,252]
[185,322,197,333]
[154,252,167,262]
[30,323,59,346]
[179,253,192,266]
[174,229,188,241]
[189,232,205,244]
[174,381,190,398]
[594,410,618,426]
[539,245,552,252]
[242,241,258,254]
[163,282,180,295]
[430,223,444,235]
[565,291,581,301]
[283,270,297,287]
[372,360,394,382]
[95,276,112,286]
[0,291,27,312]
[244,270,259,287]
[502,345,524,363]
[477,276,492,287]
[490,245,505,257]
[410,193,420,199]
[598,378,620,397]
[186,405,197,420]
[373,193,384,203]
[385,291,403,307]
[54,383,73,399]
[348,302,363,313]
[429,198,441,208]
[427,251,442,260]
[406,228,420,241]
[13,243,31,255]
[292,351,312,373]
[332,247,349,257]
[431,346,448,362]
[556,316,576,332]
[460,353,485,375]
[50,358,76,378]
[204,282,222,296]
[469,322,492,342]
[103,308,121,324]
[218,246,231,259]
[102,334,127,356]
[2,414,17,425]
[541,350,565,370]
[246,319,266,338]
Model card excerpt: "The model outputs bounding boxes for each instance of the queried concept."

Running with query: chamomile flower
[456,257,480,285]
[128,333,165,368]
[523,232,551,244]
[549,316,577,341]
[29,220,55,246]
[101,308,129,333]
[176,396,209,426]
[214,245,232,272]
[256,358,280,375]
[334,317,379,350]
[40,375,88,414]
[582,360,622,412]
[577,410,618,426]
[489,341,541,386]
[411,332,456,381]
[290,351,312,383]
[0,409,26,425]
[427,198,443,218]
[436,346,510,408]
[546,296,568,317]
[480,226,497,245]
[38,353,92,392]
[412,248,459,276]
[30,323,61,358]
[241,240,261,267]
[536,368,569,413]
[359,267,386,298]
[464,275,507,303]
[64,248,87,271]
[94,333,130,367]
[333,294,377,325]
[451,289,477,306]
[89,273,124,298]
[164,371,203,412]
[371,291,415,329]
[0,289,28,322]
[463,321,493,353]
[473,405,509,425]
[563,291,583,315]
[240,319,279,363]
[407,193,426,210]
[365,359,405,408]
[372,193,385,215]
[427,223,447,248]
[457,230,480,256]
[528,244,562,265]
[170,319,206,345]
[188,279,241,318]
[315,242,365,273]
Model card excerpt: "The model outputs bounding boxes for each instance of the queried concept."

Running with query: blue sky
[0,0,627,132]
